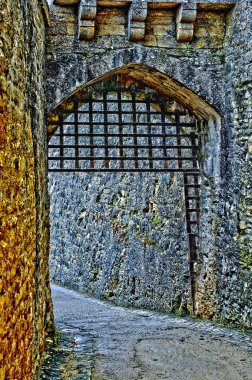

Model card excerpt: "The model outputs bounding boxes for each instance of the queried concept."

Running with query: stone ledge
[51,0,236,42]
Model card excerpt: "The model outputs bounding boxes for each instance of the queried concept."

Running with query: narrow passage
[39,285,252,380]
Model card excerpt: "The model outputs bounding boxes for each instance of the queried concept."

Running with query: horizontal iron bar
[72,99,188,111]
[62,109,187,116]
[49,121,196,127]
[48,144,196,149]
[184,184,200,188]
[62,110,190,116]
[50,133,197,138]
[77,99,158,104]
[184,173,199,177]
[48,168,200,173]
[186,208,198,212]
[48,156,196,161]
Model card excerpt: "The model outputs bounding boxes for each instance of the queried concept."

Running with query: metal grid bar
[48,168,200,173]
[74,99,80,169]
[59,111,64,169]
[48,156,196,161]
[49,145,196,149]
[88,94,94,169]
[62,109,188,115]
[174,110,199,311]
[131,86,139,169]
[175,110,182,172]
[49,122,196,127]
[146,97,153,169]
[183,133,200,312]
[117,84,124,170]
[103,91,109,169]
[161,100,168,170]
[50,133,196,138]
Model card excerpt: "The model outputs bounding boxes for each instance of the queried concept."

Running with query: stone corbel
[79,0,97,40]
[176,3,197,43]
[128,1,148,42]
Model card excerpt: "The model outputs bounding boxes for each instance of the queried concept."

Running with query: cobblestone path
[38,284,252,380]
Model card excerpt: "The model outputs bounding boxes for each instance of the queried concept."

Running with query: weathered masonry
[0,0,251,378]
[0,1,52,379]
[47,0,251,327]
[47,69,220,313]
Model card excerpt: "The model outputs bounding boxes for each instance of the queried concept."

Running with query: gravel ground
[38,284,252,380]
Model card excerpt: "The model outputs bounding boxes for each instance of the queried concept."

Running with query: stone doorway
[47,64,221,317]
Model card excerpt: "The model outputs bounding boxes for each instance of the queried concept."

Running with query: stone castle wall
[213,0,252,326]
[0,1,52,378]
[46,0,222,316]
[1,0,250,377]
[47,0,251,328]
[195,0,252,327]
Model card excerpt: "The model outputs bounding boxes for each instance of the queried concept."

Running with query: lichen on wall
[50,171,192,314]
[0,0,250,377]
[214,0,252,327]
[46,0,224,322]
[46,0,251,328]
[0,0,52,378]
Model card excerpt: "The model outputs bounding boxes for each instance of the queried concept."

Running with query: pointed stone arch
[47,63,222,318]
[48,63,220,136]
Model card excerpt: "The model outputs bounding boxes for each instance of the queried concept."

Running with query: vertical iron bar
[161,99,168,169]
[189,131,200,297]
[103,91,109,169]
[175,110,196,313]
[88,94,94,169]
[74,99,79,169]
[131,85,138,169]
[185,172,198,313]
[146,96,153,170]
[175,110,182,170]
[117,82,124,169]
[190,132,200,223]
[59,109,64,169]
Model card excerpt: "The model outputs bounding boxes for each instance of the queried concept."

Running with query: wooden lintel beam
[53,0,236,6]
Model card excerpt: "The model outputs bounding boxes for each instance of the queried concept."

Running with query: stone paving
[38,284,252,380]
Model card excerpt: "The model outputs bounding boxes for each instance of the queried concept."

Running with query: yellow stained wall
[0,1,51,378]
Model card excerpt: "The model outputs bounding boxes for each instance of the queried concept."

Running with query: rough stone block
[176,3,197,42]
[130,1,148,22]
[177,23,194,42]
[177,4,197,23]
[80,1,96,20]
[129,21,146,41]
[128,0,147,41]
[79,19,95,39]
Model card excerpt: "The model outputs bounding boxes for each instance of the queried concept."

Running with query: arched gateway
[47,64,221,313]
